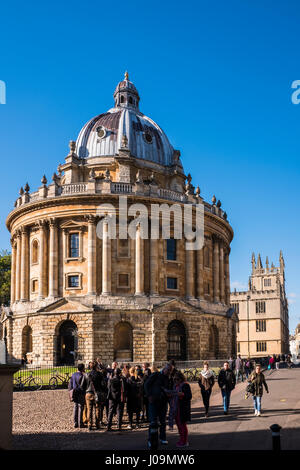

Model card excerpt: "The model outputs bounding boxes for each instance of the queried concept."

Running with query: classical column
[185,246,195,298]
[48,218,58,298]
[219,241,225,303]
[150,238,158,295]
[87,216,96,295]
[38,221,47,299]
[196,247,204,299]
[135,224,144,295]
[225,249,230,305]
[102,220,111,295]
[10,239,16,304]
[20,226,29,301]
[15,231,21,301]
[213,236,220,302]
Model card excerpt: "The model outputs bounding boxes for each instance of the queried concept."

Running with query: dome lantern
[113,71,140,110]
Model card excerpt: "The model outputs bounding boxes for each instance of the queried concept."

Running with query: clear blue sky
[0,0,299,331]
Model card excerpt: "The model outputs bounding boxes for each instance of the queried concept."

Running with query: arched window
[22,325,32,356]
[128,96,133,104]
[209,324,219,358]
[57,320,78,365]
[204,246,210,267]
[114,322,133,361]
[31,239,39,264]
[120,95,125,103]
[167,320,187,360]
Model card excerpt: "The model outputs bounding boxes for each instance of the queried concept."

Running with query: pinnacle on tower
[266,256,269,270]
[256,253,262,269]
[251,252,256,272]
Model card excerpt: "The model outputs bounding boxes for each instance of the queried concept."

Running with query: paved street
[13,367,300,450]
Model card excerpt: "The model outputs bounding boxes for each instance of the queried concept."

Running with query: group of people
[69,359,192,447]
[69,356,270,448]
[268,354,292,370]
[198,360,269,417]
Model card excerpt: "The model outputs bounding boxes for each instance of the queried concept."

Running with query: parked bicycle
[13,372,43,391]
[49,370,71,389]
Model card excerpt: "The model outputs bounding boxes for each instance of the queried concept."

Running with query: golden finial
[124,70,129,80]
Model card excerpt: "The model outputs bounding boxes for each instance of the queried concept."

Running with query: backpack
[246,382,255,395]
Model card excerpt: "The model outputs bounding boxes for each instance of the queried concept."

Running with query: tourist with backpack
[85,361,107,430]
[68,363,87,428]
[248,363,269,416]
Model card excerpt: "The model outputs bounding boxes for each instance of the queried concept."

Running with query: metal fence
[13,356,272,391]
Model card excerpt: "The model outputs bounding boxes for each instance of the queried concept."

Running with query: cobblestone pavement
[13,368,300,450]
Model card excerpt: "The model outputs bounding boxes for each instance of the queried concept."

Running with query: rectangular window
[256,320,266,332]
[118,273,129,288]
[167,277,178,290]
[68,275,79,288]
[231,303,239,314]
[166,239,177,261]
[264,278,271,287]
[204,282,210,295]
[69,233,79,258]
[118,239,130,258]
[256,301,266,314]
[237,342,240,353]
[256,341,267,352]
[32,279,38,293]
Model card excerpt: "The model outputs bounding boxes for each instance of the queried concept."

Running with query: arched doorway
[22,325,32,358]
[57,320,78,365]
[114,322,133,361]
[167,320,187,361]
[209,324,219,359]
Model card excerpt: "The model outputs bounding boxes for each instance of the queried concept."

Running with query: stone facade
[1,74,236,366]
[230,252,289,358]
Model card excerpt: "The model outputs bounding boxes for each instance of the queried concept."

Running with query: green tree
[0,250,11,306]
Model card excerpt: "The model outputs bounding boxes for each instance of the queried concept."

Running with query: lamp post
[247,294,250,357]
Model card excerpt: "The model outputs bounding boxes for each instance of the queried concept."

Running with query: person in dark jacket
[68,363,87,428]
[141,363,151,422]
[127,367,144,429]
[198,362,215,417]
[218,361,236,414]
[144,363,171,447]
[167,371,192,447]
[249,363,269,416]
[107,368,127,431]
[85,361,106,430]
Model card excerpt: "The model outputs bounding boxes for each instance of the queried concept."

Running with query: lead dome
[76,72,174,166]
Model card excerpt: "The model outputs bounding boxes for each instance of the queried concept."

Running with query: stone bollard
[270,424,282,451]
[0,364,21,449]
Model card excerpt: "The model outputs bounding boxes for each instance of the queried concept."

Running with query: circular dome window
[96,126,106,139]
[144,132,153,144]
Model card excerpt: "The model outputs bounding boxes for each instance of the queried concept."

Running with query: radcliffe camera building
[230,252,289,357]
[1,73,237,366]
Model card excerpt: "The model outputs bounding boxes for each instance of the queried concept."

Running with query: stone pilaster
[10,239,16,304]
[38,221,47,299]
[185,246,195,298]
[225,248,230,305]
[213,235,220,302]
[87,216,96,295]
[15,231,21,301]
[219,241,225,303]
[102,221,111,295]
[196,248,204,299]
[20,226,29,301]
[48,218,58,298]
[135,224,144,295]
[150,238,158,295]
